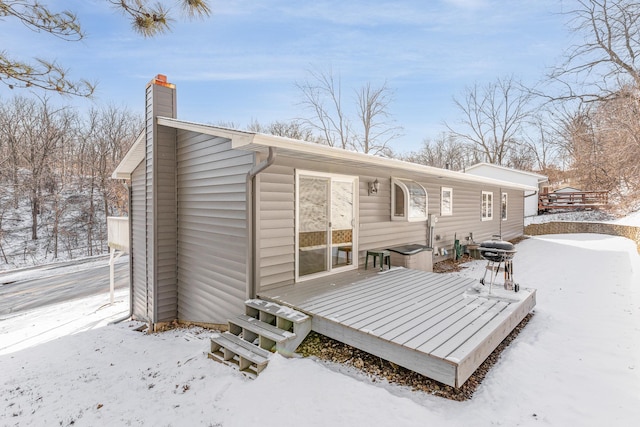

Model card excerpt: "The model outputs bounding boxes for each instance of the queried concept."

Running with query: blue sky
[0,0,575,153]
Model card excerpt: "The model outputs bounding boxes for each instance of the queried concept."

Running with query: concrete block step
[209,332,271,376]
[245,299,310,324]
[229,314,295,350]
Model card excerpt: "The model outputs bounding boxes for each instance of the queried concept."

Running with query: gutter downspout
[247,147,276,300]
[111,181,134,324]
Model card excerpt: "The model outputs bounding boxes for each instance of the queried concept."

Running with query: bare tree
[296,68,402,153]
[403,133,470,170]
[73,106,140,254]
[354,81,402,155]
[248,119,316,142]
[91,105,141,219]
[296,68,351,149]
[0,0,211,95]
[548,0,640,103]
[0,97,31,207]
[520,112,564,172]
[586,92,640,197]
[14,97,73,240]
[446,76,533,166]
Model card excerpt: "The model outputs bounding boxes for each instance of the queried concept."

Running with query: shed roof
[113,117,536,191]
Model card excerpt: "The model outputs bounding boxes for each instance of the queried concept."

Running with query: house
[464,162,548,218]
[113,75,535,326]
[112,76,537,386]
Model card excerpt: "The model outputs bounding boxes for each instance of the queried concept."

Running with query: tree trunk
[87,183,95,256]
[53,195,59,259]
[30,189,38,240]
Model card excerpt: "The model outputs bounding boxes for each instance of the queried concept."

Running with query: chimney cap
[148,74,175,89]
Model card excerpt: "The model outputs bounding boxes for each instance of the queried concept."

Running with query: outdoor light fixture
[368,178,380,195]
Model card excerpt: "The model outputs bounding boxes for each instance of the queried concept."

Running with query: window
[501,192,508,220]
[441,187,453,216]
[481,191,493,221]
[392,178,428,222]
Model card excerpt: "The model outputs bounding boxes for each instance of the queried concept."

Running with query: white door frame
[295,170,359,282]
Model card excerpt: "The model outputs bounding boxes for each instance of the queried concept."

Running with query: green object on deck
[365,250,391,271]
[454,239,463,260]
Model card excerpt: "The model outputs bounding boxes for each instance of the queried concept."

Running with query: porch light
[368,178,380,195]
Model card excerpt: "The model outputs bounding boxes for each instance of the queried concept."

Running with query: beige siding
[500,188,525,240]
[130,161,149,321]
[254,156,525,290]
[145,83,178,323]
[358,177,428,254]
[176,130,254,324]
[144,84,155,322]
[155,125,178,322]
[257,165,295,291]
[422,179,524,261]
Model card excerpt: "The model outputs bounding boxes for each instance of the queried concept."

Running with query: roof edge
[112,131,145,179]
[115,117,536,191]
[465,162,549,182]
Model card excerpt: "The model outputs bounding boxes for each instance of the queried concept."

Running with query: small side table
[336,246,352,265]
[365,250,391,271]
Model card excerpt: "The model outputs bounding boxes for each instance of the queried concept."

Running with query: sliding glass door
[297,172,357,279]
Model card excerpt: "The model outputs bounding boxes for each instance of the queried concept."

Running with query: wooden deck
[539,190,608,212]
[259,267,536,387]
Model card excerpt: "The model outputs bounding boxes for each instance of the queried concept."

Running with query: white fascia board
[466,162,548,181]
[156,116,255,146]
[233,132,537,192]
[154,116,535,191]
[112,131,145,179]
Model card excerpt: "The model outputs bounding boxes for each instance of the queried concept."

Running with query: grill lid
[478,239,517,262]
[479,240,516,252]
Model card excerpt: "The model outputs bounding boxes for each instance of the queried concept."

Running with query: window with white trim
[392,178,428,222]
[441,187,453,216]
[481,191,493,221]
[501,192,508,220]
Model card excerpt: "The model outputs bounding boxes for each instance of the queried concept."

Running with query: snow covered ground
[1,230,639,425]
[524,207,640,226]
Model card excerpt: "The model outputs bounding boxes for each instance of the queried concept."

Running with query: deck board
[344,274,456,328]
[302,270,426,313]
[417,300,509,354]
[259,267,536,387]
[322,272,438,321]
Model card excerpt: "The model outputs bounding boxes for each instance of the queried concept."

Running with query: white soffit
[112,132,145,179]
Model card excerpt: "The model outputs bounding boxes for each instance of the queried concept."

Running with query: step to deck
[245,299,310,325]
[208,299,312,376]
[229,314,295,352]
[209,332,271,377]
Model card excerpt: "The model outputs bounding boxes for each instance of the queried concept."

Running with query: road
[0,256,129,316]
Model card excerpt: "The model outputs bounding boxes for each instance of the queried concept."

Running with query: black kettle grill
[478,237,519,292]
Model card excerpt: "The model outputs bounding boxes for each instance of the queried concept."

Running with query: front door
[297,172,357,280]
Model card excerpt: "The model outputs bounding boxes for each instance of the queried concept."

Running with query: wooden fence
[538,191,608,213]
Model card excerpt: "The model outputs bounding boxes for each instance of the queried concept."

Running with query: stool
[365,250,391,271]
[336,246,352,265]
